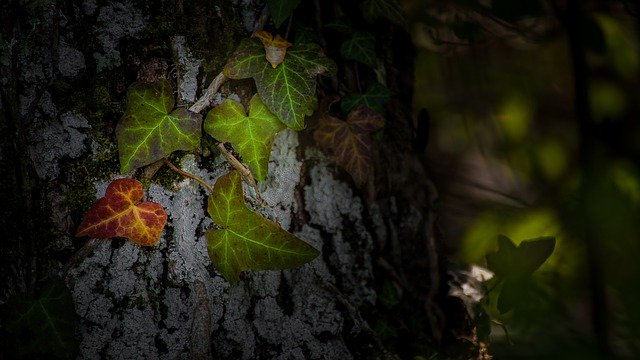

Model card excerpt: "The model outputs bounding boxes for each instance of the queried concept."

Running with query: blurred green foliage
[406,0,640,357]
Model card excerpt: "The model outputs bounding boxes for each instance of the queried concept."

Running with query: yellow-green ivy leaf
[206,171,320,284]
[224,37,336,130]
[116,80,202,173]
[204,95,285,181]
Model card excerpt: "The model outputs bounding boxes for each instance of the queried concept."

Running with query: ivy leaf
[116,80,202,173]
[267,0,302,28]
[0,278,77,358]
[361,0,407,28]
[325,18,355,34]
[75,178,168,246]
[224,37,337,130]
[486,235,556,281]
[206,171,320,284]
[486,235,555,313]
[496,280,528,314]
[314,107,385,187]
[204,95,285,181]
[341,82,391,114]
[340,30,379,68]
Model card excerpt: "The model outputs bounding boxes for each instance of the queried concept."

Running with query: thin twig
[187,69,261,198]
[189,72,227,114]
[216,143,260,195]
[163,158,214,194]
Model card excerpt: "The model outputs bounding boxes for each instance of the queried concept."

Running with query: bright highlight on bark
[206,171,320,284]
[75,178,168,246]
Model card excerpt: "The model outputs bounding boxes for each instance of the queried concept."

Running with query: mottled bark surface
[0,1,472,359]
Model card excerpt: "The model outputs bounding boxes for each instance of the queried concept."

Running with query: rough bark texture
[1,1,468,359]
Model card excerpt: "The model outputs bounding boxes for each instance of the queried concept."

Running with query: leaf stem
[216,142,262,200]
[183,66,263,202]
[163,158,214,194]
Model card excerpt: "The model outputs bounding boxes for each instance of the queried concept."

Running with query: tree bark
[0,1,473,359]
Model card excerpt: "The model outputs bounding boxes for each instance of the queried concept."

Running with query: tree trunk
[1,1,477,359]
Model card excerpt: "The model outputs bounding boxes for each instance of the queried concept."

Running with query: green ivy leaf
[267,0,302,28]
[486,235,556,281]
[204,95,285,181]
[361,0,407,28]
[340,30,378,68]
[496,280,528,314]
[486,235,555,313]
[206,171,320,284]
[224,38,337,130]
[116,80,202,173]
[341,82,391,114]
[1,278,77,358]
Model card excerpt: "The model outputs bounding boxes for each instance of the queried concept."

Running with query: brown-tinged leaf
[313,107,384,187]
[253,30,292,68]
[75,178,168,246]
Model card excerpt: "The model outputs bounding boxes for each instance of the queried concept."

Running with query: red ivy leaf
[313,107,384,187]
[75,179,168,246]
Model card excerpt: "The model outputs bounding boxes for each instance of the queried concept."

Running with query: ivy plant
[75,25,336,284]
[75,0,400,284]
[485,235,556,313]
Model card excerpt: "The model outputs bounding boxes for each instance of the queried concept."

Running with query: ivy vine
[74,0,396,285]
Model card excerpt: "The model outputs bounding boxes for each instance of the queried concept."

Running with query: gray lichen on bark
[92,1,147,72]
[172,36,202,105]
[28,111,90,180]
